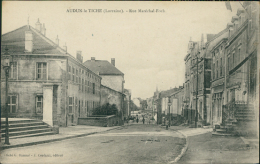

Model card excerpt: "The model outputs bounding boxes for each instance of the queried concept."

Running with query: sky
[2,1,242,99]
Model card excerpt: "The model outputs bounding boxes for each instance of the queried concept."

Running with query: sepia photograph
[1,1,259,164]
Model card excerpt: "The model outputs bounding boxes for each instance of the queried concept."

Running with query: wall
[1,55,67,127]
[100,85,123,112]
[101,75,124,93]
[78,115,120,127]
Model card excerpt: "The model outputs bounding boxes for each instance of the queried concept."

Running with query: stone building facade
[1,19,101,127]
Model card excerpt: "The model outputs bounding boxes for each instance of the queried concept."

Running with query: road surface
[1,124,186,164]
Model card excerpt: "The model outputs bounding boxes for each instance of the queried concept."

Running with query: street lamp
[168,97,172,127]
[3,46,11,145]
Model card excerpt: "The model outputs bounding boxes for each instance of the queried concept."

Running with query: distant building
[84,58,126,120]
[1,19,101,127]
[132,98,141,108]
[124,89,131,117]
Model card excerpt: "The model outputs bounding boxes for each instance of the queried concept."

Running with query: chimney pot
[91,57,95,62]
[42,23,46,36]
[63,43,67,53]
[111,58,115,66]
[76,51,83,63]
[35,18,42,32]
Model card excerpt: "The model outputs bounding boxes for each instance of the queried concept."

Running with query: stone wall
[78,115,121,127]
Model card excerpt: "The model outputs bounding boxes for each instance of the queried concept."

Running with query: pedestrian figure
[143,118,145,124]
[137,118,139,123]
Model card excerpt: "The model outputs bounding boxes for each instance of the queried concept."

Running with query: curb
[1,126,122,150]
[169,130,188,163]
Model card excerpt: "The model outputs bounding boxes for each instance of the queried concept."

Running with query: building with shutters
[1,19,101,127]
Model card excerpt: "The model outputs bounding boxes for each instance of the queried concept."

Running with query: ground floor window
[36,95,43,114]
[8,95,17,113]
[69,97,74,113]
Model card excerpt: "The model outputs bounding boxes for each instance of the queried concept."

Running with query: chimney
[25,31,33,52]
[56,35,59,46]
[42,23,46,36]
[111,58,115,66]
[35,18,42,32]
[76,51,83,63]
[91,57,95,62]
[63,43,67,53]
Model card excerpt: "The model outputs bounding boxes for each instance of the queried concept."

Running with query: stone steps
[1,118,54,139]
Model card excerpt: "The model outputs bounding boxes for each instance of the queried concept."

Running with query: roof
[206,34,216,42]
[83,60,124,76]
[204,29,229,58]
[1,25,66,55]
[159,88,180,98]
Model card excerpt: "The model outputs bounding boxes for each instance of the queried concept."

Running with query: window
[36,95,43,114]
[232,53,235,68]
[238,49,241,63]
[82,78,84,92]
[213,63,215,80]
[228,57,230,72]
[72,67,75,82]
[68,65,71,80]
[37,63,47,80]
[220,58,222,77]
[76,69,79,83]
[85,100,87,114]
[8,95,17,113]
[93,83,95,94]
[10,62,17,79]
[87,101,89,115]
[79,77,81,90]
[69,97,74,113]
[216,61,218,79]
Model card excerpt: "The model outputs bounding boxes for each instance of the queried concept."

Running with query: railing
[222,99,236,124]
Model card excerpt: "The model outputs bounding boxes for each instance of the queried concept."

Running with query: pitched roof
[159,88,180,98]
[206,34,216,42]
[83,60,124,75]
[1,25,65,55]
[204,29,229,58]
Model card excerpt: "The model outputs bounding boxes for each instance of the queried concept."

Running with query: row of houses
[153,2,258,134]
[1,19,131,127]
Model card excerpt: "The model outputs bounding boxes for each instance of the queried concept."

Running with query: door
[43,85,53,126]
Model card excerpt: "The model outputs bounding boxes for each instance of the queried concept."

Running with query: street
[1,124,186,164]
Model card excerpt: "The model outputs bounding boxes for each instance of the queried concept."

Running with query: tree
[140,100,148,110]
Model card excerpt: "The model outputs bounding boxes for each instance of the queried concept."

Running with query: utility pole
[195,55,199,128]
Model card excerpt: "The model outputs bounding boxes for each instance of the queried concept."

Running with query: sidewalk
[1,125,122,150]
[176,130,259,163]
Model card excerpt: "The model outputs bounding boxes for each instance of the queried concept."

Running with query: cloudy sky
[2,1,242,99]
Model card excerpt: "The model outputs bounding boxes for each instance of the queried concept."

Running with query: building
[168,86,184,125]
[184,29,229,127]
[1,19,101,127]
[124,89,131,118]
[154,87,183,125]
[219,2,258,135]
[84,57,126,120]
[211,37,228,125]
